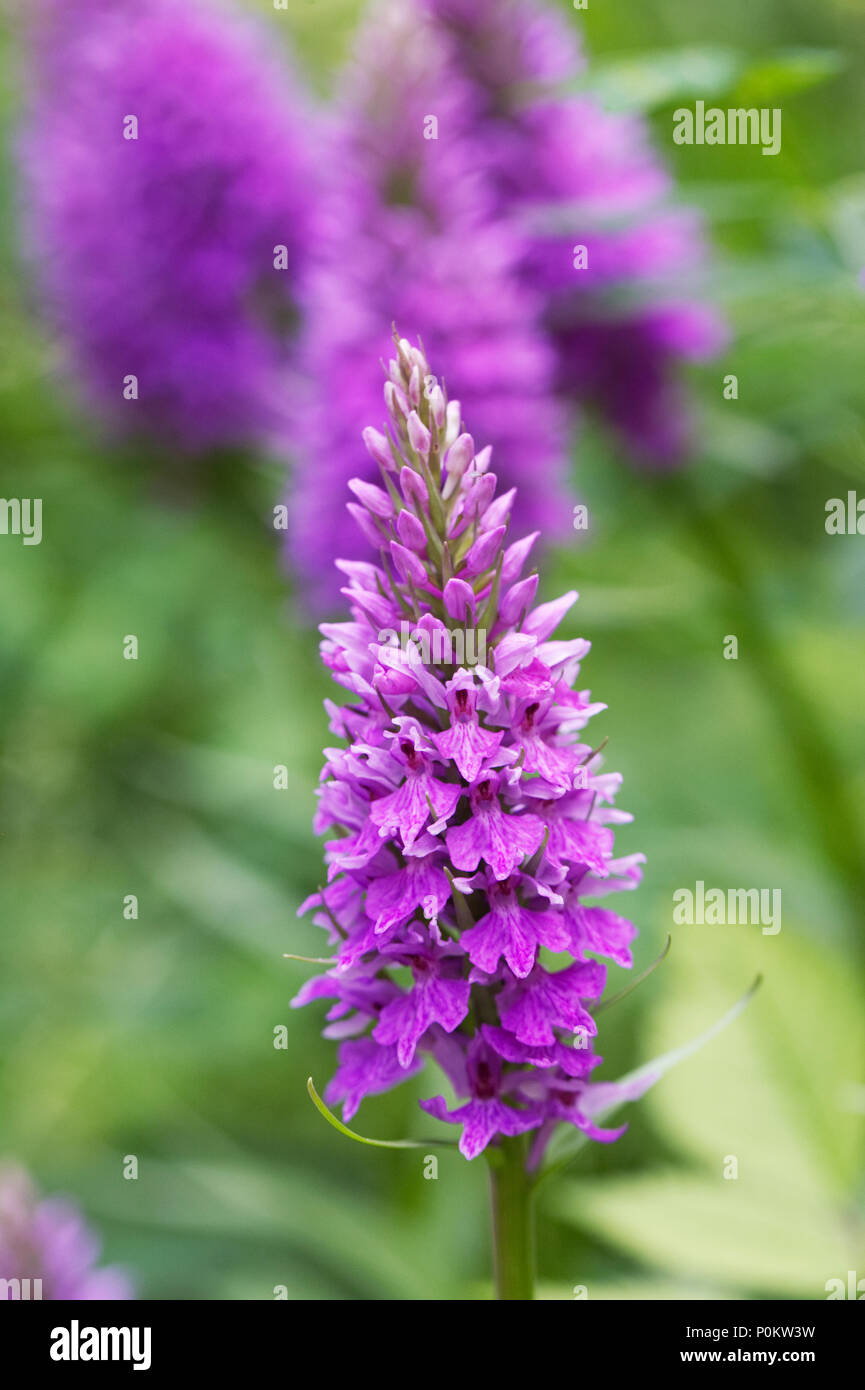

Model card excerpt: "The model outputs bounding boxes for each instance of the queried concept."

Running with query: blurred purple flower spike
[0,1165,132,1300]
[287,0,569,610]
[424,0,727,464]
[19,0,318,453]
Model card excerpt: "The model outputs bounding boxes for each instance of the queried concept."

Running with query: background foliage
[1,0,863,1298]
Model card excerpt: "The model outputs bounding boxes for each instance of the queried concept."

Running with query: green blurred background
[1,0,864,1299]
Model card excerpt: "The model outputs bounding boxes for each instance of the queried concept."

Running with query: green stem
[487,1135,535,1300]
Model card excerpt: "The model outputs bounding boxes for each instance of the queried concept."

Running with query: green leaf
[734,48,845,103]
[644,927,865,1199]
[557,45,843,114]
[556,925,865,1297]
[563,46,744,112]
[557,1172,854,1298]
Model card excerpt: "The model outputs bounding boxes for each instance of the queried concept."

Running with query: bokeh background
[1,0,864,1300]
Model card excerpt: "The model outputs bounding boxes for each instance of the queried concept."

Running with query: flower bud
[362,426,395,472]
[397,508,427,550]
[390,540,428,586]
[407,410,432,458]
[346,501,384,548]
[348,477,393,518]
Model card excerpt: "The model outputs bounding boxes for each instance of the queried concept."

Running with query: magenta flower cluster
[293,338,644,1162]
[19,0,316,452]
[0,1166,132,1300]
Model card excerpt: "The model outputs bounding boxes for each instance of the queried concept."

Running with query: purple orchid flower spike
[296,333,761,1297]
[294,332,651,1297]
[19,0,317,455]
